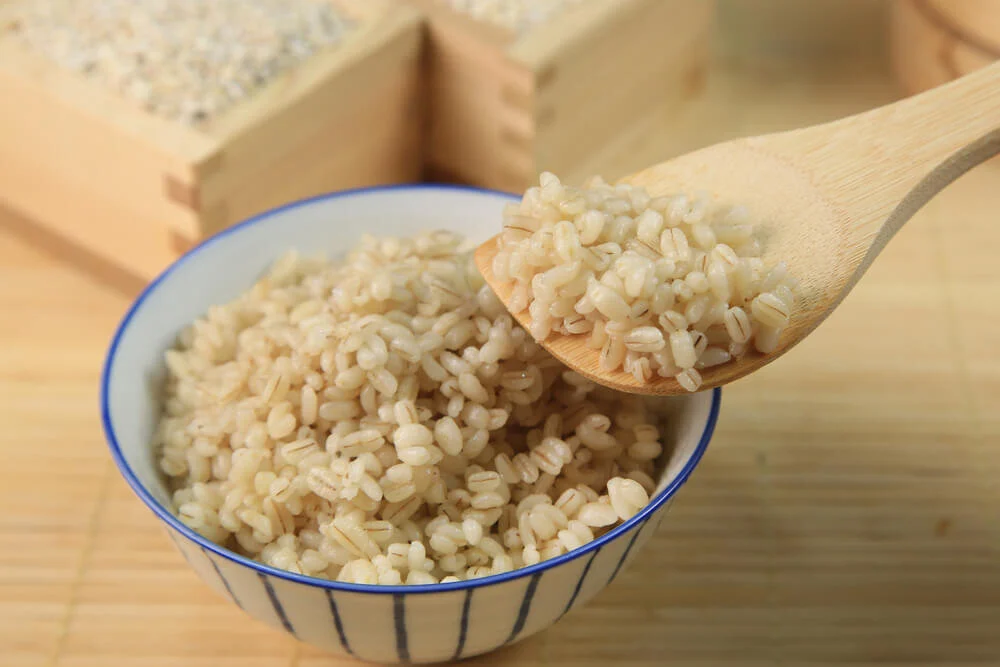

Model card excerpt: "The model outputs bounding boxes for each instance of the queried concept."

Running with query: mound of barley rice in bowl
[155,230,667,585]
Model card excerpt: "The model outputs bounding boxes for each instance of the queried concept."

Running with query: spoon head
[476,236,691,395]
[627,139,857,348]
[476,139,856,396]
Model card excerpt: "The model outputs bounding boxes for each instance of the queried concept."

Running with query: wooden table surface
[3,32,1000,667]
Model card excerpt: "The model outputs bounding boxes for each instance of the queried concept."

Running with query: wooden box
[404,0,714,192]
[0,0,424,287]
[890,0,998,95]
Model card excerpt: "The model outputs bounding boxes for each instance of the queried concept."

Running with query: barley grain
[156,230,672,584]
[10,0,355,125]
[492,173,798,390]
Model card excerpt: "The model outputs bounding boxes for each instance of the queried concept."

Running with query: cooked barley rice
[8,0,354,125]
[437,0,586,34]
[156,230,666,584]
[492,172,798,391]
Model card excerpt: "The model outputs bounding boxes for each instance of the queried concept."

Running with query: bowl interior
[102,185,717,584]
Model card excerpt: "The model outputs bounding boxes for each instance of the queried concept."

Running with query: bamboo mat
[2,48,1000,667]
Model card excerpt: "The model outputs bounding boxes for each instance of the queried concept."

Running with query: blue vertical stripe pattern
[505,571,542,644]
[325,589,353,655]
[651,498,672,534]
[451,589,474,661]
[559,549,600,619]
[167,532,244,610]
[259,574,296,636]
[165,531,194,567]
[393,593,410,662]
[204,548,244,609]
[607,524,644,585]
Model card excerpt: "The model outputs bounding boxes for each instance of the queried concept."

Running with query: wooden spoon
[475,61,1000,395]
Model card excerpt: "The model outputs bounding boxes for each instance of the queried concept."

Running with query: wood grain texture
[2,39,1000,667]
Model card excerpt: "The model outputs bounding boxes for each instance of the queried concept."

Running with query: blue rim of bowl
[100,183,722,595]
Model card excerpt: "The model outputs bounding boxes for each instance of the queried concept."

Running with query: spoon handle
[755,60,1000,265]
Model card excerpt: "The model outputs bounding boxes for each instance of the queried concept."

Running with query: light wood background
[3,2,1000,665]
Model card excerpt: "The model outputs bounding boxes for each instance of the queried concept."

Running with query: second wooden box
[406,0,715,192]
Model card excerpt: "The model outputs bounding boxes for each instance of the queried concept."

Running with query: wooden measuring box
[404,0,714,192]
[0,0,424,286]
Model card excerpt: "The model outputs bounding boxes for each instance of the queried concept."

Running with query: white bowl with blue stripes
[101,185,721,664]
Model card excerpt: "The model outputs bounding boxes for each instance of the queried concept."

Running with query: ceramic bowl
[100,185,721,664]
